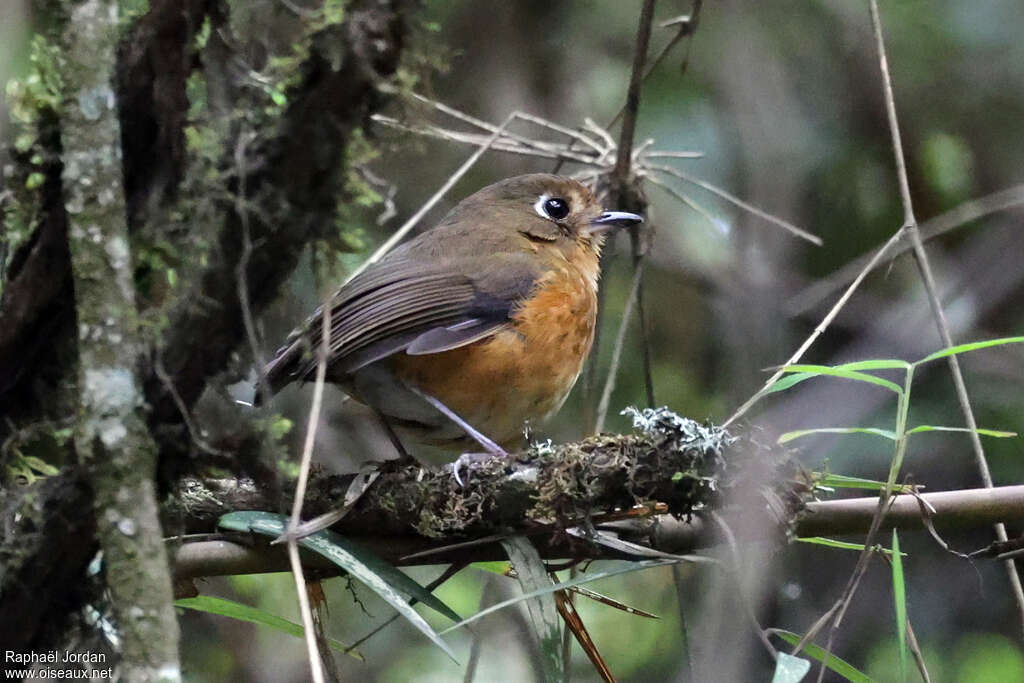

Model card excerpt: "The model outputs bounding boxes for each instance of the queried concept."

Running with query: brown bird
[261,174,642,477]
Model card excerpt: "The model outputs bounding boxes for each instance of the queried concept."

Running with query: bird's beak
[586,210,644,235]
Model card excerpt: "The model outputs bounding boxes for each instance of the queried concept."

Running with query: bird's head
[447,174,644,260]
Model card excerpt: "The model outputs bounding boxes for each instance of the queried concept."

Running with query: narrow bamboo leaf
[471,561,512,575]
[892,530,908,682]
[175,595,362,660]
[915,336,1024,365]
[815,474,916,493]
[796,537,906,557]
[567,527,717,563]
[835,359,911,372]
[500,537,563,682]
[568,585,660,619]
[221,512,460,623]
[218,511,458,661]
[771,653,811,683]
[764,372,816,395]
[440,560,679,635]
[780,364,904,395]
[779,427,896,444]
[906,425,1016,438]
[768,630,873,683]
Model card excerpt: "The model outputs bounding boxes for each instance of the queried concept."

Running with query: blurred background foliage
[5,0,1024,680]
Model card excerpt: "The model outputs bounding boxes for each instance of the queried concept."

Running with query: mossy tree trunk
[0,0,409,667]
[61,1,181,680]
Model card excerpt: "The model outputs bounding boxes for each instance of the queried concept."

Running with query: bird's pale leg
[409,387,509,486]
[373,408,413,463]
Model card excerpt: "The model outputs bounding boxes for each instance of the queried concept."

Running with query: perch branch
[169,475,1024,579]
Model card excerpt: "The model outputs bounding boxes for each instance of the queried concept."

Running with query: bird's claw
[451,451,503,487]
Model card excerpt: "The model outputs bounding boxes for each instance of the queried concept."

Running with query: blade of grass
[768,630,872,683]
[778,364,904,395]
[835,359,912,372]
[500,537,563,682]
[779,428,896,444]
[914,336,1024,366]
[219,511,458,661]
[797,537,905,557]
[175,595,363,660]
[891,530,908,682]
[906,425,1016,438]
[815,473,917,494]
[440,560,680,635]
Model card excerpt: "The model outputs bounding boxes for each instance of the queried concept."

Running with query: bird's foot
[450,448,508,488]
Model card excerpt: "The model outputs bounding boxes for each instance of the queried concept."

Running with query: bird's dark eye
[542,197,570,220]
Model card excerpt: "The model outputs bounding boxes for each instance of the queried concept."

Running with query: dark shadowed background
[4,1,1023,681]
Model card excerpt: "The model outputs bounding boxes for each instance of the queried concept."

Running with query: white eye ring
[533,193,552,220]
[534,194,570,221]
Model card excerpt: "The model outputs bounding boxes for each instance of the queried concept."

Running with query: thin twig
[463,575,500,683]
[613,0,656,184]
[233,130,269,397]
[561,565,578,682]
[786,183,1024,315]
[723,226,906,427]
[347,562,467,652]
[586,0,657,436]
[595,260,647,434]
[710,513,777,662]
[868,0,1024,632]
[649,163,822,245]
[407,91,606,155]
[644,173,722,230]
[372,115,604,165]
[671,564,696,682]
[285,299,332,683]
[346,112,520,282]
[615,0,658,410]
[153,355,226,456]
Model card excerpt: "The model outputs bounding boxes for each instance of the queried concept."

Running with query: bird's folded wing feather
[268,251,542,386]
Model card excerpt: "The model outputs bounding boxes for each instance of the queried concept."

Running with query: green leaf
[471,561,511,575]
[815,474,916,494]
[500,537,563,682]
[796,537,906,557]
[915,336,1024,365]
[175,595,362,660]
[218,511,458,661]
[892,530,908,682]
[440,560,679,635]
[906,425,1016,438]
[764,372,817,395]
[778,364,904,395]
[567,527,717,563]
[769,630,873,682]
[835,359,911,372]
[779,427,896,444]
[21,454,60,476]
[771,652,811,683]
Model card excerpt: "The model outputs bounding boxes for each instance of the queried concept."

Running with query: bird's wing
[263,251,542,392]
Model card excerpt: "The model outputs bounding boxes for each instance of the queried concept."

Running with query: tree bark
[62,1,181,680]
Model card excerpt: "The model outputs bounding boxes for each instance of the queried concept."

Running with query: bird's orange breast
[389,259,599,448]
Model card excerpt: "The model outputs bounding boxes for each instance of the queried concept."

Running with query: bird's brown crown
[441,174,607,256]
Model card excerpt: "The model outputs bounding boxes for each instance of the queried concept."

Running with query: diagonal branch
[867,0,1024,631]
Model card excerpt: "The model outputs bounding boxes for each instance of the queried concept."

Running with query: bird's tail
[254,338,303,405]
